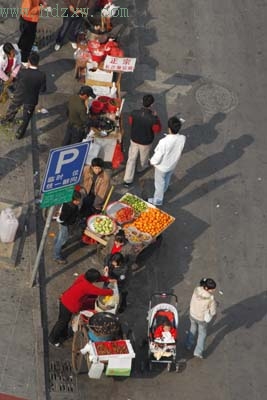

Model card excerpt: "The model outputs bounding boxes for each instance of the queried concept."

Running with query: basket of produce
[88,312,121,341]
[87,215,117,235]
[105,201,135,224]
[124,227,152,245]
[128,207,175,237]
[120,193,148,214]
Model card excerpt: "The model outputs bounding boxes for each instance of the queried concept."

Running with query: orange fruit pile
[129,208,173,236]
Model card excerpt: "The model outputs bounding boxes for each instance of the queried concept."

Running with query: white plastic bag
[204,310,212,323]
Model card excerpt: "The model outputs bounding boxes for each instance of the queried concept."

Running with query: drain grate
[195,82,238,114]
[49,360,77,393]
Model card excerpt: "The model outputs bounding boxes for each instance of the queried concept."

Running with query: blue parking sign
[41,142,90,192]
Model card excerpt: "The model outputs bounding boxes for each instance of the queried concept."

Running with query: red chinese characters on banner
[104,56,136,72]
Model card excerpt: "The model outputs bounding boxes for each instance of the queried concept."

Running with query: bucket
[107,98,121,113]
[88,312,120,342]
[91,50,105,63]
[0,208,19,243]
[97,96,111,112]
[91,100,104,114]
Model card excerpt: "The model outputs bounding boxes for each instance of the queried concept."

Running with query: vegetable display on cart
[126,207,174,237]
[120,194,148,213]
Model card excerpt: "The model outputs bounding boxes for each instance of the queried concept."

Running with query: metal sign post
[30,142,90,287]
[30,206,54,288]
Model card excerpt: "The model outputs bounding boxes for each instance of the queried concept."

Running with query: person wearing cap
[62,85,96,146]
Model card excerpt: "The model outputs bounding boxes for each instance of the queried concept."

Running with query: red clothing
[61,274,113,313]
[5,58,14,74]
[111,243,123,254]
[154,325,177,340]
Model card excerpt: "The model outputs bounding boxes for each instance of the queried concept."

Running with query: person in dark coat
[0,52,46,139]
[103,252,129,313]
[123,94,161,187]
[49,268,114,347]
[53,190,81,264]
[62,85,96,146]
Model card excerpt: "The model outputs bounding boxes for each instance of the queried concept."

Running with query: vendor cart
[71,282,135,378]
[83,193,175,256]
[72,312,135,378]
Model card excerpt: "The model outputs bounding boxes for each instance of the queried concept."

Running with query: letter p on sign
[55,149,79,174]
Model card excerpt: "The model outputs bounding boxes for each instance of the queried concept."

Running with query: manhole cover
[195,83,238,113]
[49,360,77,394]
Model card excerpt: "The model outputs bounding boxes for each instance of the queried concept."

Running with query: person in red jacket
[49,268,113,347]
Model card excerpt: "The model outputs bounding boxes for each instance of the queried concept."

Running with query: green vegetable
[121,194,148,213]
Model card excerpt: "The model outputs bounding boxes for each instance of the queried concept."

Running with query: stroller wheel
[167,362,172,372]
[148,361,153,371]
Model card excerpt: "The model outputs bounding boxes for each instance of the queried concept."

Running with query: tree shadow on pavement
[206,291,267,356]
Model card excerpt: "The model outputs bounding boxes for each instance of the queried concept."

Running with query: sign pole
[30,206,55,288]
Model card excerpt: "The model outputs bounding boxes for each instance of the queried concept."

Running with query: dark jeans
[18,17,37,62]
[56,10,83,45]
[4,95,35,137]
[49,302,72,344]
[62,123,85,146]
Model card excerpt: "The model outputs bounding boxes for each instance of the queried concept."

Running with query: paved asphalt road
[1,0,266,399]
[65,0,267,399]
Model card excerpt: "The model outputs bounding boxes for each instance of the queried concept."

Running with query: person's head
[28,52,39,67]
[3,43,15,59]
[162,320,172,331]
[142,94,154,108]
[110,252,124,267]
[91,157,104,175]
[72,190,81,206]
[114,230,126,245]
[200,278,217,292]
[78,85,96,100]
[168,116,182,134]
[85,268,101,282]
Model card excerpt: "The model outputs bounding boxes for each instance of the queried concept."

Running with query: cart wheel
[72,323,88,375]
[167,362,172,372]
[82,326,92,371]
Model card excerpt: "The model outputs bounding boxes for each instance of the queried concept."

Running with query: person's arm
[0,69,9,82]
[152,116,161,133]
[150,140,165,166]
[90,283,113,296]
[40,74,47,93]
[209,297,217,317]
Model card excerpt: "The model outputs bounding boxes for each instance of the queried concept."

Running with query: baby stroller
[146,292,179,372]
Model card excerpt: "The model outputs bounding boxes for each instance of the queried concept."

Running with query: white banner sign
[103,56,136,72]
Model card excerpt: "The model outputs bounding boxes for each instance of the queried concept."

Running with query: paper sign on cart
[104,56,136,72]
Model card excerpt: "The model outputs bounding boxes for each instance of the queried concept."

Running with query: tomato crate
[91,340,135,361]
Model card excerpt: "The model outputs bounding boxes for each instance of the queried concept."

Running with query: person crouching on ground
[148,116,186,206]
[80,157,111,218]
[185,278,217,359]
[0,43,21,95]
[49,268,114,347]
[53,190,81,264]
[103,252,129,313]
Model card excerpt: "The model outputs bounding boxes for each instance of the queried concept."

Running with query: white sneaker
[54,44,61,51]
[70,42,77,49]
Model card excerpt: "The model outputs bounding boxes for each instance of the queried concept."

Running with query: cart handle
[149,292,178,303]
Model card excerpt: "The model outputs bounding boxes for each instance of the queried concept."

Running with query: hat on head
[79,86,96,98]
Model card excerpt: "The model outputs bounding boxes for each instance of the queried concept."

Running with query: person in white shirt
[148,116,186,206]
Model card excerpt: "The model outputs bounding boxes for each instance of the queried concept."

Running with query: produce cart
[83,193,175,252]
[71,303,135,378]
